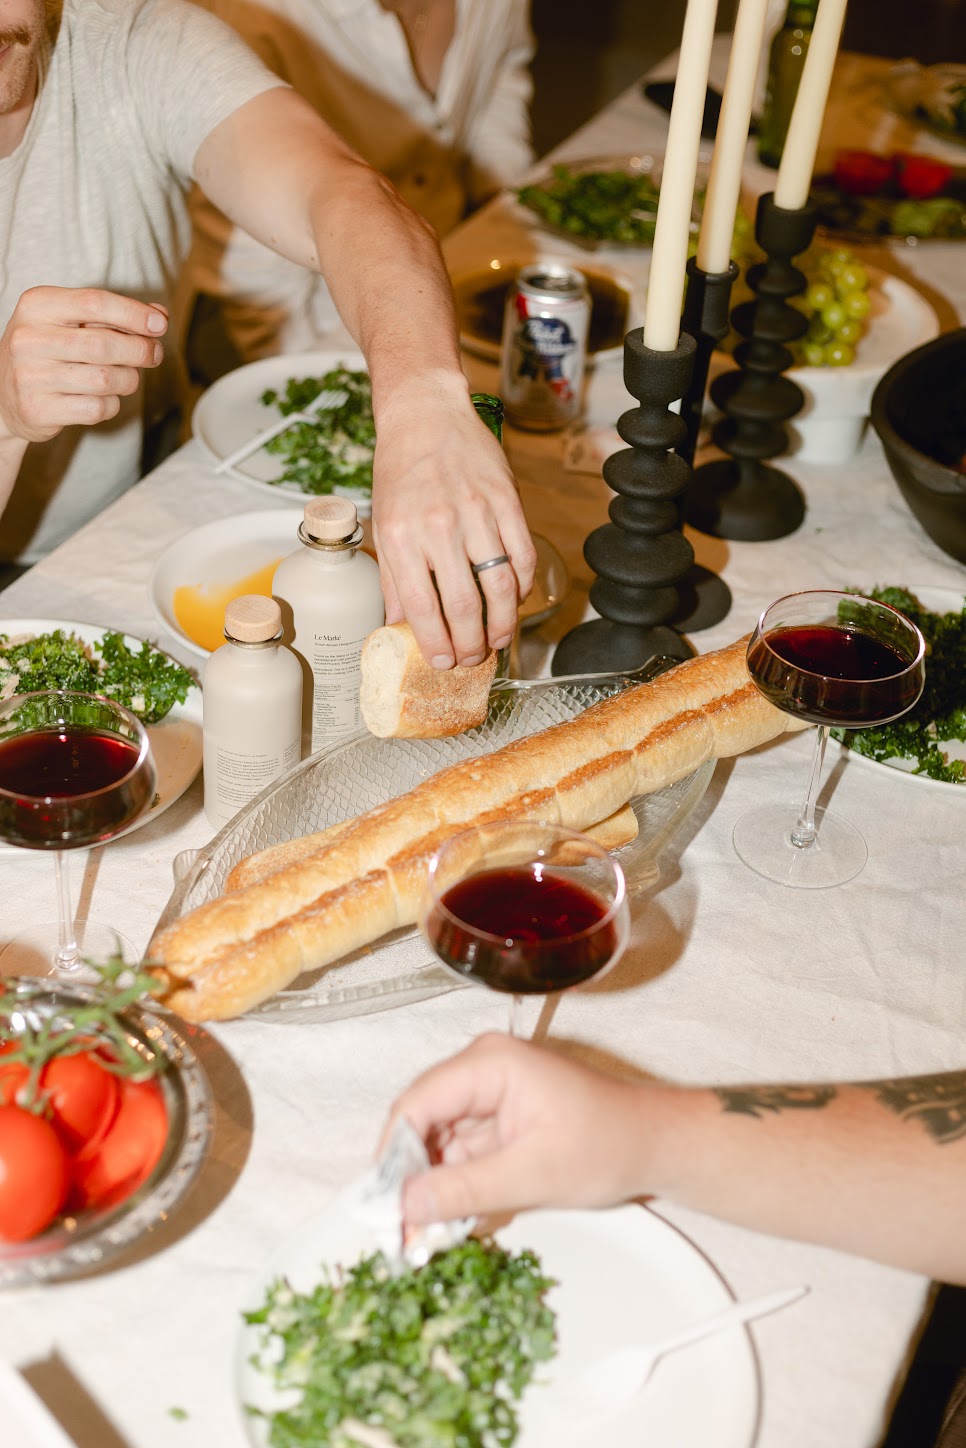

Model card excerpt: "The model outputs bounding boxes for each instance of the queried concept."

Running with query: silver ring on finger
[471,554,511,576]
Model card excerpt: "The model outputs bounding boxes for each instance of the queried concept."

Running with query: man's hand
[371,376,536,669]
[0,286,167,445]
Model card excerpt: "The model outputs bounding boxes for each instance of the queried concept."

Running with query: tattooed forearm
[865,1072,966,1145]
[714,1072,966,1144]
[715,1085,838,1119]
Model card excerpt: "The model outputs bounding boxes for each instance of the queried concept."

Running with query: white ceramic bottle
[272,496,384,754]
[202,594,302,831]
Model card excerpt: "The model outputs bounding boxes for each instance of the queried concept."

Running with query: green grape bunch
[792,247,873,368]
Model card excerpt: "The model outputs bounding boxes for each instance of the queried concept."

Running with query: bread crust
[150,637,807,1019]
[360,622,498,738]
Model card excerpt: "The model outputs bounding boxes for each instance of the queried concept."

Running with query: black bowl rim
[870,327,966,495]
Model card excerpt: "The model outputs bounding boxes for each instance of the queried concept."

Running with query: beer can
[500,264,590,431]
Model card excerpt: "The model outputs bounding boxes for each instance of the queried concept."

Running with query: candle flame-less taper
[148,638,808,1021]
[773,0,849,210]
[696,0,773,274]
[643,0,719,351]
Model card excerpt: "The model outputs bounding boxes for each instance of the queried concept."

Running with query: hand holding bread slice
[360,622,498,738]
[149,636,807,1021]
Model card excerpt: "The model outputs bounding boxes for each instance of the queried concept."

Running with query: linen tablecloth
[1,42,965,1448]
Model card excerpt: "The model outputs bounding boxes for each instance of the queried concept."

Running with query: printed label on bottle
[214,743,296,810]
[308,632,366,751]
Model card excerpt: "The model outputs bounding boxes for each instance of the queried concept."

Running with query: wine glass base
[733,804,868,889]
[0,920,141,981]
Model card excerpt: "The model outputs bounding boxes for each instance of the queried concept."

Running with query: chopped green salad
[244,1238,557,1448]
[0,629,194,724]
[260,366,374,497]
[832,587,966,784]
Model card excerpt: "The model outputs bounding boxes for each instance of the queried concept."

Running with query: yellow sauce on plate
[173,559,282,653]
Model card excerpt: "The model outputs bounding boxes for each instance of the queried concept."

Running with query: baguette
[360,622,498,738]
[150,637,807,1020]
[225,802,639,893]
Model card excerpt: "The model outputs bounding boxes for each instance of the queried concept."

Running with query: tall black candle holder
[677,255,739,467]
[685,192,819,542]
[552,330,715,676]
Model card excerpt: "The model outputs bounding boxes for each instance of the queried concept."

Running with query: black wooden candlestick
[685,192,819,541]
[552,330,707,676]
[677,255,739,467]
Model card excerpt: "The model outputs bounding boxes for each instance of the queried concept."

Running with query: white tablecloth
[2,42,965,1448]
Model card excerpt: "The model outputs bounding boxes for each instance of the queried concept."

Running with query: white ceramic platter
[837,586,966,792]
[191,348,369,498]
[236,1201,760,1448]
[0,618,202,853]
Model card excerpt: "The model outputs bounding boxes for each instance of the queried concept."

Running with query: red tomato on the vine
[0,1104,69,1242]
[0,1041,28,1106]
[70,1076,168,1212]
[42,1052,120,1156]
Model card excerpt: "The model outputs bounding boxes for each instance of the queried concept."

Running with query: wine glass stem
[53,850,82,973]
[508,993,525,1038]
[790,725,828,850]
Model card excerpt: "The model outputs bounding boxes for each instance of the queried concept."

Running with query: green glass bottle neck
[471,392,504,443]
[783,1,817,27]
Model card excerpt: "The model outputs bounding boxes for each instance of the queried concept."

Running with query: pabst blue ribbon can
[500,263,589,430]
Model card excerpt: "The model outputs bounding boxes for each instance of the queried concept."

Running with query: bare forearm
[641,1072,966,1282]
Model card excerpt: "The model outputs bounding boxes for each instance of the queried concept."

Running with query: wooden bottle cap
[303,497,358,541]
[224,594,281,642]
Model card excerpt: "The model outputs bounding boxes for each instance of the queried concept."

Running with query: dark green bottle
[757,0,819,169]
[472,392,504,442]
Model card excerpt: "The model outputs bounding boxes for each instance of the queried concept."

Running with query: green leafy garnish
[260,367,374,497]
[519,163,663,245]
[245,1238,557,1448]
[0,629,194,724]
[831,586,966,784]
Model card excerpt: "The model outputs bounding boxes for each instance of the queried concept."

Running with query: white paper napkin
[0,1360,79,1448]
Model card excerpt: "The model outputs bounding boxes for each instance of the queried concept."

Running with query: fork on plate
[213,387,349,475]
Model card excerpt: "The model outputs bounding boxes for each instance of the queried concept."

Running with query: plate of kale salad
[237,1202,759,1448]
[832,587,966,789]
[0,620,201,850]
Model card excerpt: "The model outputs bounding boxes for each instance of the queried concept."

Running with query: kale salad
[260,366,374,498]
[0,628,195,724]
[244,1238,557,1448]
[832,587,966,784]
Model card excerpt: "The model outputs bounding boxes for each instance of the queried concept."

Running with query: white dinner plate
[150,509,304,660]
[191,348,370,500]
[0,618,202,853]
[236,1201,760,1448]
[453,255,644,364]
[836,586,966,792]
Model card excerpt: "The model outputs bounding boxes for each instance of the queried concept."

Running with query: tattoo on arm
[714,1072,966,1144]
[866,1072,966,1145]
[714,1085,838,1118]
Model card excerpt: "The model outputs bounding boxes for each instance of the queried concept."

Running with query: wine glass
[0,691,157,977]
[420,820,631,1036]
[733,590,926,889]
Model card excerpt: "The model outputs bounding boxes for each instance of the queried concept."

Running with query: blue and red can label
[500,264,589,431]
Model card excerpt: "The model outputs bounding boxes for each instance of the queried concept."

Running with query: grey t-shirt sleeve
[119,0,289,180]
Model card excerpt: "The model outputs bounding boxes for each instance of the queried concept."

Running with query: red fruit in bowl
[894,153,955,199]
[69,1075,169,1213]
[833,150,894,195]
[0,1104,70,1242]
[42,1051,120,1156]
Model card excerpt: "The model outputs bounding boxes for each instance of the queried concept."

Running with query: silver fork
[213,387,349,475]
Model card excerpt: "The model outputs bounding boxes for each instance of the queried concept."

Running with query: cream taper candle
[773,0,848,210]
[696,0,772,273]
[643,0,720,351]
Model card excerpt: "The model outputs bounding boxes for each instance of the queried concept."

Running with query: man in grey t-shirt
[0,0,534,671]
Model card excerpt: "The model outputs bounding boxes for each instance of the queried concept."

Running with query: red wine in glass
[746,624,924,727]
[425,865,619,995]
[736,591,926,889]
[0,726,149,849]
[421,820,630,1035]
[0,691,156,976]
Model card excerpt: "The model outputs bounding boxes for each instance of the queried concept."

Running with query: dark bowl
[870,328,966,563]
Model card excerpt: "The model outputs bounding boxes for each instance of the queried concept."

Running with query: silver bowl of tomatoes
[0,974,211,1286]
